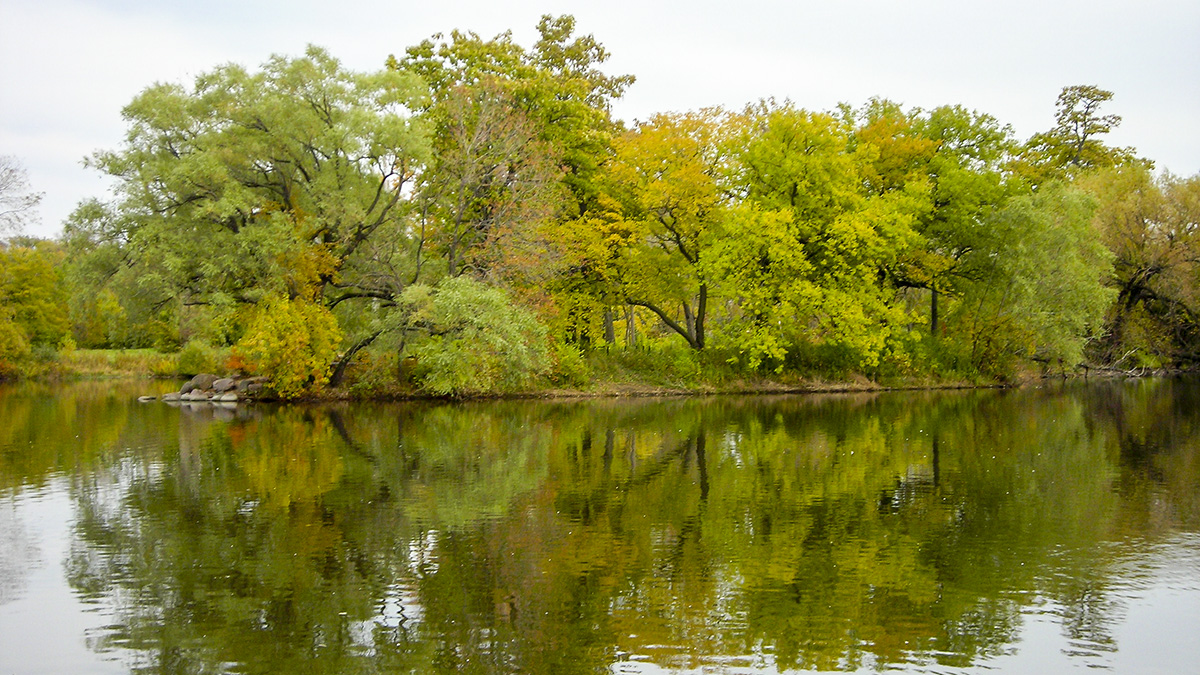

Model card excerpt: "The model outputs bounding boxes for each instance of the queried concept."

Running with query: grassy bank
[60,348,177,378]
[6,346,1048,400]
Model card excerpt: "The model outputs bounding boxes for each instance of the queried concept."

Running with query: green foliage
[0,244,70,347]
[396,277,550,395]
[950,184,1114,375]
[0,243,70,377]
[1079,165,1200,366]
[0,311,31,378]
[174,340,224,378]
[51,23,1200,388]
[719,103,925,371]
[69,46,429,387]
[1014,85,1140,185]
[395,14,633,214]
[547,339,590,387]
[237,296,343,399]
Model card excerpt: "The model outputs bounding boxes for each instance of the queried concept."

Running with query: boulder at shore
[180,373,219,394]
[150,374,268,405]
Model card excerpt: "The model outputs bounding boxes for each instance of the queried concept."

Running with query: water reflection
[0,379,1199,673]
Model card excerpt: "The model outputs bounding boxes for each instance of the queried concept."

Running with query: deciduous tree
[79,46,429,325]
[0,155,42,236]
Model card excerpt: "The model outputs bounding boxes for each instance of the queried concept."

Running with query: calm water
[0,379,1198,674]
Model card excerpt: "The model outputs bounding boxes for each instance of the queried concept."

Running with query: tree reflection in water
[2,378,1198,673]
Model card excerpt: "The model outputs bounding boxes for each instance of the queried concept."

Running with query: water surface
[1,379,1198,673]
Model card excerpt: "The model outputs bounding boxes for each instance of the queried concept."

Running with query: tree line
[2,15,1198,396]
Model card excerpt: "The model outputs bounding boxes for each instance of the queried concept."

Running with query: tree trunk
[328,330,382,388]
[628,299,704,350]
[930,287,939,335]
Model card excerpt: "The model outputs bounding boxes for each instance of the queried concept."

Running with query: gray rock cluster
[140,373,269,404]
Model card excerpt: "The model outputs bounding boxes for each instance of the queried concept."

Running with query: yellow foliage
[237,296,342,399]
[0,313,31,378]
[278,242,340,302]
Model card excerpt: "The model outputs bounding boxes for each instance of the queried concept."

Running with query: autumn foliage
[236,296,342,399]
[1,18,1187,392]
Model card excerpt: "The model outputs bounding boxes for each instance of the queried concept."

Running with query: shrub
[547,340,590,387]
[237,296,342,399]
[176,340,223,377]
[397,277,550,396]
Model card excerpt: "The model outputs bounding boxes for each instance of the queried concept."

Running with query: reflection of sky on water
[605,534,1200,674]
[0,496,37,606]
[0,481,127,674]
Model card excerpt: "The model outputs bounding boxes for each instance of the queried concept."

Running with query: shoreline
[7,347,1191,403]
[8,367,1186,405]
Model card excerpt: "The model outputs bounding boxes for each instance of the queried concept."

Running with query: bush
[237,296,342,399]
[547,340,590,387]
[397,277,550,396]
[175,340,223,377]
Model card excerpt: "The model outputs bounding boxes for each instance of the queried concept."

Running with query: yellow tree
[606,109,731,350]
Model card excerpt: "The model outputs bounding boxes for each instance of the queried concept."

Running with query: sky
[2,0,1198,239]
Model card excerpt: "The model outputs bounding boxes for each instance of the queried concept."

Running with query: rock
[180,373,219,394]
[216,392,238,403]
[162,392,181,402]
[137,396,157,402]
[236,376,269,392]
[212,378,237,393]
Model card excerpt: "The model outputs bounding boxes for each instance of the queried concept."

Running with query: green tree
[75,46,429,341]
[0,241,70,377]
[414,78,563,279]
[1015,85,1139,184]
[904,104,1017,335]
[395,14,633,216]
[605,109,732,350]
[361,15,633,361]
[951,183,1114,374]
[722,102,924,371]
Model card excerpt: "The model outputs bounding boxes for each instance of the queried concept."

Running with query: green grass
[60,348,177,378]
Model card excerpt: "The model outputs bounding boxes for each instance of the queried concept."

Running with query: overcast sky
[2,0,1198,238]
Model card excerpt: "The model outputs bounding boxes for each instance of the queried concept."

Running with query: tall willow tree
[79,46,429,308]
[68,47,430,393]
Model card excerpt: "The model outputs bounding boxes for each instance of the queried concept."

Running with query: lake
[1,379,1198,674]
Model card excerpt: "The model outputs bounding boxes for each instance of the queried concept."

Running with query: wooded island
[2,16,1197,398]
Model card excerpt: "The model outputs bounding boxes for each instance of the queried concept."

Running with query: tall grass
[60,348,178,378]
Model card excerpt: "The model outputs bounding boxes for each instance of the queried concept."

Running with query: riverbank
[5,347,1178,402]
